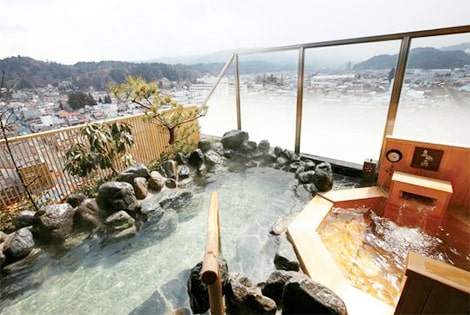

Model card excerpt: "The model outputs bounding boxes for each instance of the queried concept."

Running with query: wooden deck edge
[406,251,470,294]
[287,195,394,315]
[318,186,387,203]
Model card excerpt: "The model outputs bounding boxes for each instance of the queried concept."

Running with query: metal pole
[295,47,305,154]
[202,54,235,106]
[234,54,241,130]
[380,36,411,157]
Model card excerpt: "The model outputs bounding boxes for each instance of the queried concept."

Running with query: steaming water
[319,206,470,306]
[0,166,308,315]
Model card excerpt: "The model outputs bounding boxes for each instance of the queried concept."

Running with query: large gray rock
[178,165,191,180]
[198,138,212,153]
[211,142,225,155]
[165,178,177,189]
[148,171,166,192]
[66,193,87,208]
[140,195,166,221]
[13,210,36,229]
[174,152,189,165]
[225,273,276,314]
[33,203,76,243]
[260,152,277,164]
[187,258,230,314]
[204,150,224,169]
[105,225,137,243]
[133,177,148,200]
[0,242,5,268]
[274,236,300,271]
[159,160,177,179]
[158,190,193,210]
[221,130,249,150]
[297,170,316,184]
[96,181,138,216]
[274,146,283,157]
[188,149,205,168]
[177,177,194,189]
[198,163,208,176]
[1,248,42,275]
[312,162,334,192]
[4,227,35,262]
[0,231,7,266]
[275,156,290,168]
[258,139,270,152]
[115,164,150,184]
[0,231,8,243]
[261,270,299,305]
[187,261,209,314]
[303,160,317,171]
[74,198,101,230]
[280,149,296,161]
[281,274,347,315]
[288,161,304,174]
[104,210,135,231]
[240,141,257,154]
[104,210,137,243]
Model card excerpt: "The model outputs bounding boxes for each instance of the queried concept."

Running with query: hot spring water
[1,167,308,314]
[318,206,470,306]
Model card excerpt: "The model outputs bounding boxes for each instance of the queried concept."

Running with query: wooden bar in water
[201,191,224,315]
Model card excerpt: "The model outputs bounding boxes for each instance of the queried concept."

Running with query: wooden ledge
[392,171,453,193]
[319,186,387,203]
[406,251,470,294]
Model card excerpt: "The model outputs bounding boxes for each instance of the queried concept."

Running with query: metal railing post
[295,47,305,154]
[201,54,235,107]
[379,36,412,160]
[202,191,224,315]
[234,54,242,130]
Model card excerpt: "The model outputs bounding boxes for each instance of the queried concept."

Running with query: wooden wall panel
[377,136,470,209]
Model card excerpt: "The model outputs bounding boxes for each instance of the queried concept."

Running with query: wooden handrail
[201,191,224,315]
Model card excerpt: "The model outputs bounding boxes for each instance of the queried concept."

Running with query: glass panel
[302,41,401,165]
[394,33,470,147]
[199,62,238,137]
[238,50,298,148]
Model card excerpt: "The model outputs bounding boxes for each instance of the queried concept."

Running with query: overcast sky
[1,0,469,65]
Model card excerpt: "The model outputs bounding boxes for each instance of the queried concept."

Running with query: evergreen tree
[110,75,207,157]
[67,91,97,109]
[103,94,112,104]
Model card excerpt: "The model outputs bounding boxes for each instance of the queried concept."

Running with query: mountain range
[353,46,470,70]
[1,43,469,91]
[0,57,225,91]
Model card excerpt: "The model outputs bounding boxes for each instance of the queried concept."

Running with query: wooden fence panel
[0,110,200,208]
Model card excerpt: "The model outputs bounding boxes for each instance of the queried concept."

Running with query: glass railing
[200,25,470,166]
[393,32,470,147]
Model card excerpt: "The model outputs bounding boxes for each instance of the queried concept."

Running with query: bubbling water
[318,206,470,306]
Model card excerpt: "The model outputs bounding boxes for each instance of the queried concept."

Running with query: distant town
[2,64,469,139]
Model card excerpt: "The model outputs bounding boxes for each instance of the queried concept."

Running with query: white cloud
[1,0,469,64]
